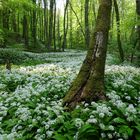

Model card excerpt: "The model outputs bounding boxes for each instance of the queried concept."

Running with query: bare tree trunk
[69,4,73,49]
[63,0,112,109]
[43,0,48,47]
[32,0,37,47]
[69,2,85,38]
[85,0,90,48]
[136,0,140,65]
[57,11,61,51]
[48,0,54,50]
[23,14,29,47]
[114,0,124,62]
[62,0,69,51]
[53,0,56,51]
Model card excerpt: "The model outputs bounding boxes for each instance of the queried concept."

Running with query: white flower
[99,123,105,130]
[87,118,97,124]
[45,124,50,130]
[46,131,53,138]
[99,113,105,118]
[101,133,106,138]
[108,133,113,139]
[108,125,114,131]
[75,118,84,128]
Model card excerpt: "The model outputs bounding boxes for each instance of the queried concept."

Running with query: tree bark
[62,0,69,51]
[43,0,48,47]
[23,14,29,47]
[85,0,90,48]
[69,2,85,38]
[136,0,140,65]
[53,0,56,51]
[32,0,37,47]
[57,11,61,51]
[63,0,112,108]
[114,0,124,62]
[48,0,54,50]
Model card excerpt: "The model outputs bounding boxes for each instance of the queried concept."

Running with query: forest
[0,0,140,139]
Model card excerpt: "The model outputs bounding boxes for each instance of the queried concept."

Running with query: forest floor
[0,50,140,140]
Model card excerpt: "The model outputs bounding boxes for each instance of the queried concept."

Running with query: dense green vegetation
[0,0,140,140]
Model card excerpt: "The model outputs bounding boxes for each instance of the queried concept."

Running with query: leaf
[53,134,67,140]
[78,124,98,140]
[134,124,140,133]
[119,125,133,137]
[135,133,140,140]
[113,117,126,124]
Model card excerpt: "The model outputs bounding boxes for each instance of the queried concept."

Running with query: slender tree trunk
[3,10,10,30]
[57,11,61,51]
[43,0,48,46]
[136,0,140,65]
[23,14,29,47]
[53,0,56,51]
[63,0,112,108]
[114,0,124,62]
[110,6,114,40]
[12,12,17,32]
[62,0,69,51]
[32,0,37,47]
[69,2,85,38]
[92,2,97,23]
[48,0,54,50]
[85,0,90,48]
[69,4,73,49]
[17,12,20,33]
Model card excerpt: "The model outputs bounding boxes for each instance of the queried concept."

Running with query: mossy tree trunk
[63,0,112,108]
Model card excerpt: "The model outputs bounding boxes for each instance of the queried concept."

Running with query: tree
[32,0,37,47]
[114,0,124,62]
[48,0,54,50]
[85,0,90,48]
[23,14,29,47]
[136,0,140,65]
[63,0,112,108]
[62,0,69,51]
[53,0,56,51]
[43,0,48,47]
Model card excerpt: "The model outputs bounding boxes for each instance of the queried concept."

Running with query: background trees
[0,0,138,64]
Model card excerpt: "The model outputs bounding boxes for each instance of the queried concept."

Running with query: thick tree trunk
[114,0,124,62]
[63,0,112,108]
[85,0,90,48]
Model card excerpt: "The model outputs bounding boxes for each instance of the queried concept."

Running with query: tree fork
[63,0,112,108]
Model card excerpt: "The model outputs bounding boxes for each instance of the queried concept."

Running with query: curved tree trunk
[114,0,124,62]
[63,0,112,108]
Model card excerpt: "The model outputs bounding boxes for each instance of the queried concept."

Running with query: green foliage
[0,29,4,47]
